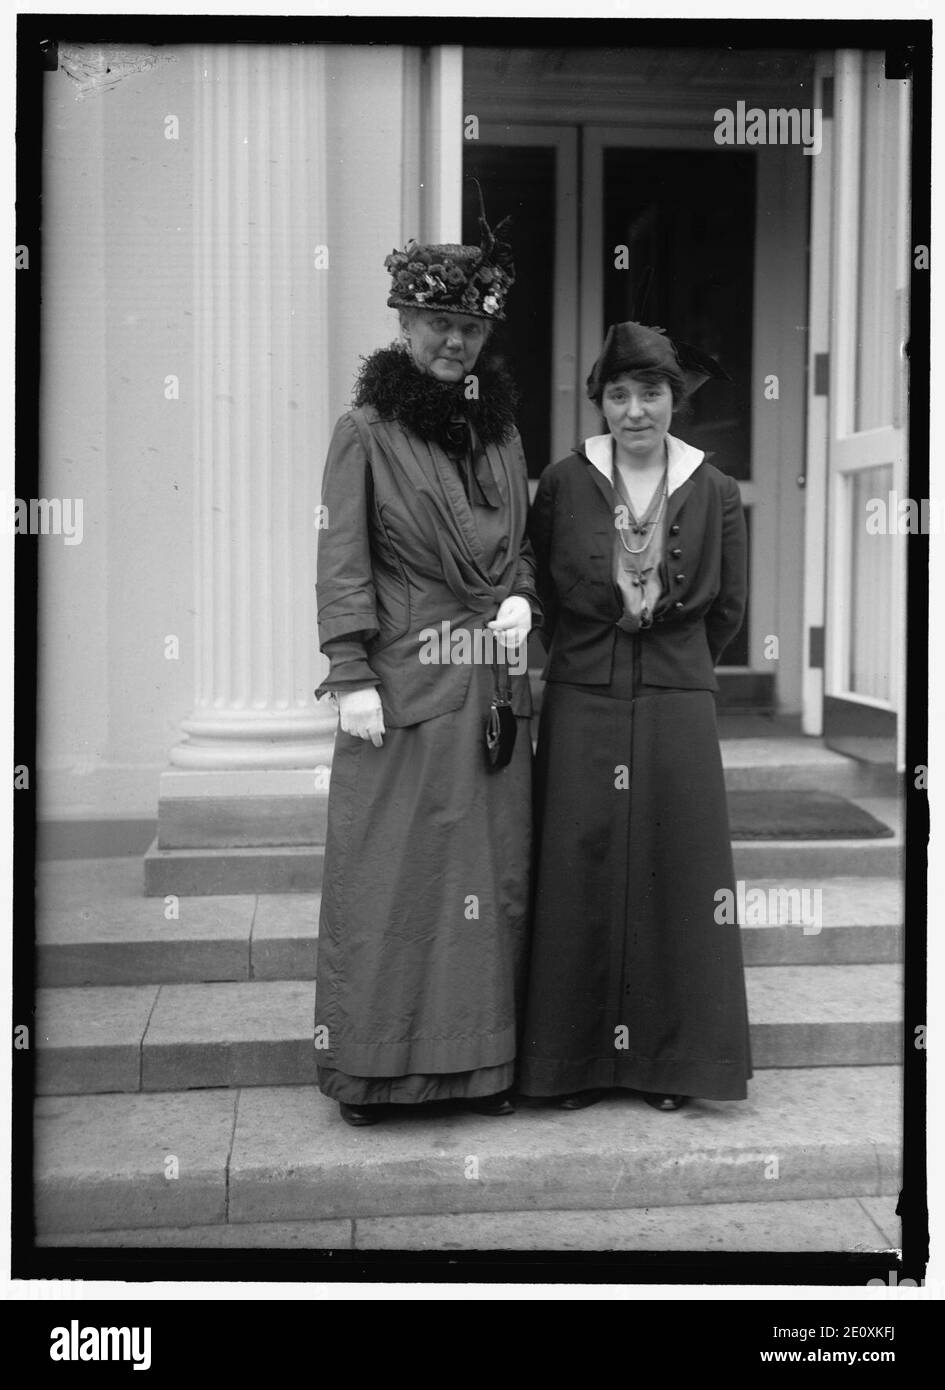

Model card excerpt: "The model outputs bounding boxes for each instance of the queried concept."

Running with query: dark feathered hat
[385,182,514,322]
[586,320,731,401]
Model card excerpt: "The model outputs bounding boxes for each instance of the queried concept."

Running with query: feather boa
[351,344,519,449]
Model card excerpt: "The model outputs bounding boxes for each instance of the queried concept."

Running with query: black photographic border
[10,10,932,1306]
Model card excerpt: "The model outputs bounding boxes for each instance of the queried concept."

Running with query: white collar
[582,433,704,497]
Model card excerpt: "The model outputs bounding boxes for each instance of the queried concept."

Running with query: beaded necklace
[613,462,668,556]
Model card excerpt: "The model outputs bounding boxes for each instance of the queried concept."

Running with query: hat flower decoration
[385,181,515,322]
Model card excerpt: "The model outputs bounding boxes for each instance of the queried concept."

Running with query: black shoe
[643,1093,688,1112]
[339,1102,380,1127]
[558,1089,606,1110]
[465,1091,515,1116]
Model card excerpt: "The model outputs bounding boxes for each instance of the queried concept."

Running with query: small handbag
[485,660,517,770]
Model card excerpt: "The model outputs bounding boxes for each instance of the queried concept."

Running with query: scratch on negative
[58,43,179,99]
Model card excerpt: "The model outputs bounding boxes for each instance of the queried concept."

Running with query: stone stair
[141,731,902,895]
[35,1068,900,1242]
[34,962,902,1097]
[32,735,906,1248]
[35,874,903,989]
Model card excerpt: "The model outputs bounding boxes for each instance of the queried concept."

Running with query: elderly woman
[518,320,752,1111]
[313,217,537,1126]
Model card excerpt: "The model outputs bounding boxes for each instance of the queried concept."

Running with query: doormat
[726,790,894,839]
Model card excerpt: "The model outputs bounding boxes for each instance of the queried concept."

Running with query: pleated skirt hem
[316,1061,515,1105]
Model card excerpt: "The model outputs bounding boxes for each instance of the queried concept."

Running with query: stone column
[146,44,337,894]
[423,46,464,242]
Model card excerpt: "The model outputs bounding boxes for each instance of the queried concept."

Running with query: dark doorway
[462,145,555,479]
[601,148,755,667]
[465,139,756,671]
[601,147,755,483]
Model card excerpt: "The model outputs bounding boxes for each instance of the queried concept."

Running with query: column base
[143,839,324,896]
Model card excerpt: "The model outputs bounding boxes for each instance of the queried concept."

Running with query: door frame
[808,50,910,768]
[581,125,808,693]
[801,55,834,738]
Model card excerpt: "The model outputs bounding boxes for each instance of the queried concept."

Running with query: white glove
[487,594,533,651]
[337,687,386,747]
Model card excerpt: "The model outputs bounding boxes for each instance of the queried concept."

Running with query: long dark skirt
[315,663,531,1105]
[518,632,752,1101]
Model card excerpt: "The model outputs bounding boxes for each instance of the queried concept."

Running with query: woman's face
[406,310,489,383]
[601,373,674,453]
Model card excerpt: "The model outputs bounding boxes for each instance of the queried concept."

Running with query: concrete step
[35,862,902,987]
[136,787,900,896]
[143,841,324,896]
[738,877,902,964]
[36,887,320,987]
[33,1065,901,1234]
[732,838,901,880]
[34,965,902,1096]
[140,834,905,895]
[719,738,898,796]
[744,965,901,1067]
[36,1192,899,1251]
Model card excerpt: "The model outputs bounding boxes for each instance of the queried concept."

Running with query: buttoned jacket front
[528,433,747,691]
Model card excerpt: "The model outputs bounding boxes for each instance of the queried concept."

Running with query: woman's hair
[593,363,686,410]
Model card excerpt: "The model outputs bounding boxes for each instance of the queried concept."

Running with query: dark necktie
[443,417,501,508]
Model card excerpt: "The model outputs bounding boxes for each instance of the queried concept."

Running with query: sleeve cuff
[315,636,380,698]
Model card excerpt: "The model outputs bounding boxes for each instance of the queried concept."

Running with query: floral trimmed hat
[385,241,514,321]
[385,186,515,322]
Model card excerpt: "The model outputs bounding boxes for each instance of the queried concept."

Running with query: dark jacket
[316,406,539,727]
[529,433,747,691]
